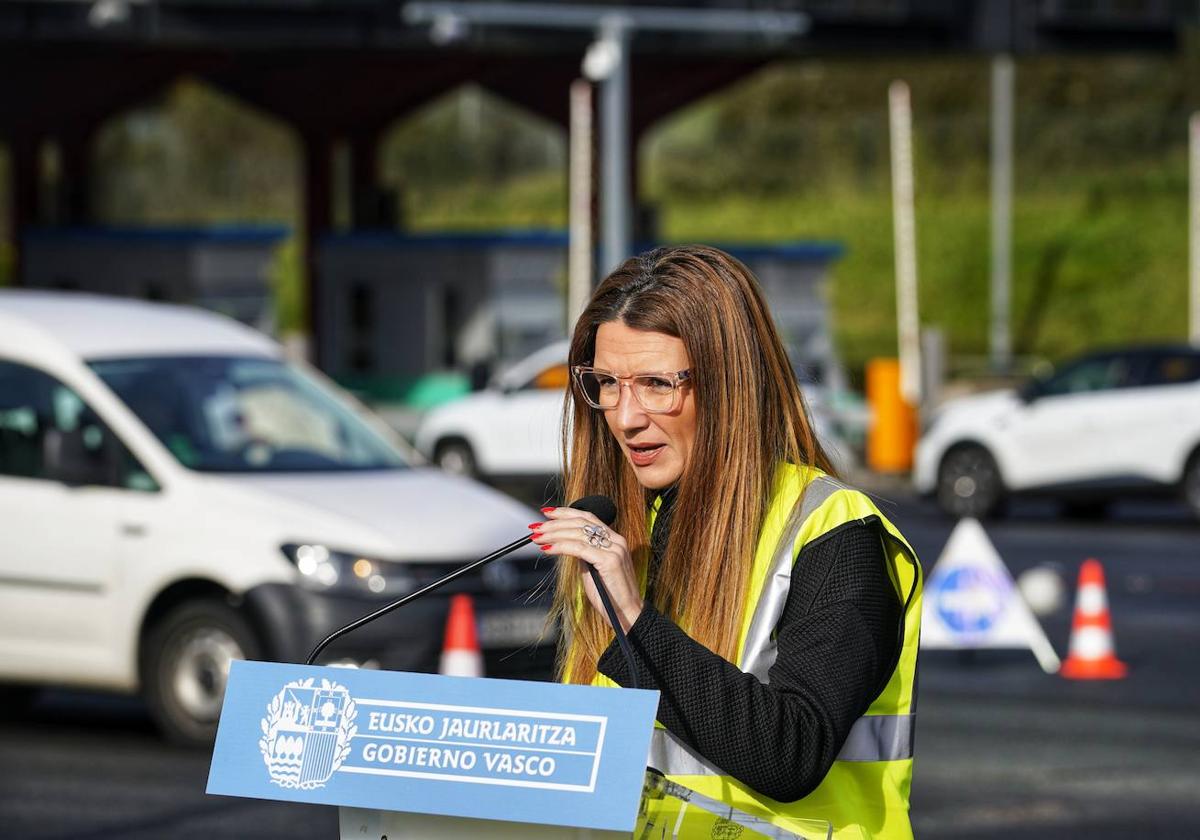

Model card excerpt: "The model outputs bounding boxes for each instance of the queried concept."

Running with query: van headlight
[281,543,415,596]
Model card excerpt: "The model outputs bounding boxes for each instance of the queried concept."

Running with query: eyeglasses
[571,366,692,413]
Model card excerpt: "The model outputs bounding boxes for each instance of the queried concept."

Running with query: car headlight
[281,543,416,596]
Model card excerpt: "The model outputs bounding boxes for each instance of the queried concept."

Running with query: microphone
[568,497,641,690]
[303,495,634,679]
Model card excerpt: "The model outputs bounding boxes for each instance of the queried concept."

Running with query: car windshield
[88,356,408,473]
[1032,354,1140,398]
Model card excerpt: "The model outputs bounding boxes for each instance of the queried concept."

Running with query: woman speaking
[530,245,922,840]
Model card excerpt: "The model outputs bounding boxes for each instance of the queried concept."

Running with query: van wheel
[1062,500,1111,520]
[1184,453,1200,521]
[142,599,260,747]
[435,439,478,478]
[937,445,1005,519]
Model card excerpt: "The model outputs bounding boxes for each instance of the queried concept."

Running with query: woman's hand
[530,506,643,633]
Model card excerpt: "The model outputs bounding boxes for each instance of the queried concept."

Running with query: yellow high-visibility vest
[573,464,922,840]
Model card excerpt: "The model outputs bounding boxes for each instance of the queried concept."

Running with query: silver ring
[583,523,612,549]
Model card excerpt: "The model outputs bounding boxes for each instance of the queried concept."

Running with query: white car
[0,291,552,745]
[416,341,854,480]
[416,341,570,480]
[914,345,1200,519]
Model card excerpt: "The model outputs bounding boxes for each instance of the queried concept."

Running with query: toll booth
[317,231,567,398]
[20,226,289,331]
[316,232,845,399]
[723,242,846,391]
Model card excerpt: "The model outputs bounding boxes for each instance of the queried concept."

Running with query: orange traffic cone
[440,594,484,677]
[1060,559,1127,680]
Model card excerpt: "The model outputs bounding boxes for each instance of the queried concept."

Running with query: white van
[0,291,553,744]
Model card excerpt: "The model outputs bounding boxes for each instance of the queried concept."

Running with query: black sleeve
[597,519,901,803]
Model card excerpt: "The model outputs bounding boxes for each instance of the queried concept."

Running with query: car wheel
[937,445,1005,519]
[435,439,478,478]
[1184,453,1200,521]
[141,599,260,747]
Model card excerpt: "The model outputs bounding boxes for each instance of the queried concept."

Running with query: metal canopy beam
[404,2,808,36]
[404,2,808,272]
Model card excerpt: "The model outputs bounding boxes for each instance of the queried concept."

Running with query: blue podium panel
[207,661,659,833]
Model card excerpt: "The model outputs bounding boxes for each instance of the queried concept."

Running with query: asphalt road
[1,488,1197,839]
[890,492,1200,839]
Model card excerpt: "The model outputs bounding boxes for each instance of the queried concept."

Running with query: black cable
[588,567,640,691]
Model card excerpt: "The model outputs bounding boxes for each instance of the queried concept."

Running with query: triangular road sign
[920,518,1060,673]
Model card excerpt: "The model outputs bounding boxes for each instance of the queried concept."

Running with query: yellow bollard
[866,357,917,473]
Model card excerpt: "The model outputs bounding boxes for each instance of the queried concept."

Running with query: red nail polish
[528,522,542,530]
[541,544,553,551]
[541,507,555,515]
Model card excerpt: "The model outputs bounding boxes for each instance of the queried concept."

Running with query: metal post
[921,326,945,413]
[598,17,630,274]
[991,54,1014,372]
[1190,113,1200,345]
[568,79,594,330]
[889,80,922,406]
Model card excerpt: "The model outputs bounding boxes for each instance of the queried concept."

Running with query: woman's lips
[628,443,665,467]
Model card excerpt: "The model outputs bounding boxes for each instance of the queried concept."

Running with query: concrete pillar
[349,132,385,229]
[629,140,651,246]
[303,133,335,367]
[58,129,94,226]
[10,133,42,285]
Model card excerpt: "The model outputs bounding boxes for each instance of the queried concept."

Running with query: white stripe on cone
[440,593,483,677]
[1068,626,1114,660]
[1077,584,1107,615]
[440,648,483,678]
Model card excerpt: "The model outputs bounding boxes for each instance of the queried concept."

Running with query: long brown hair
[554,245,838,684]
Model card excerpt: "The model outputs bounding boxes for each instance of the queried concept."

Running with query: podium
[208,661,830,840]
[338,770,830,839]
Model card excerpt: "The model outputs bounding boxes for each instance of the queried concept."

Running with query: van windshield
[88,356,408,473]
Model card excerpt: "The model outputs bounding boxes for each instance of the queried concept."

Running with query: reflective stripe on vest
[649,728,726,778]
[835,714,915,763]
[739,476,843,681]
[648,711,916,777]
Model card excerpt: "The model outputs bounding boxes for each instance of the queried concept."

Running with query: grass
[402,166,1191,374]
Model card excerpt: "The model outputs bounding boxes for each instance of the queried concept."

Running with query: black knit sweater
[596,493,903,803]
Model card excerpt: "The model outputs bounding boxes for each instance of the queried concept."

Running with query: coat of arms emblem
[259,677,358,790]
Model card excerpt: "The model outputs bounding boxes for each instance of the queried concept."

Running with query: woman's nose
[612,382,647,429]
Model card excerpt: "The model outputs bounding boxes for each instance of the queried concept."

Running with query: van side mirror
[43,423,118,487]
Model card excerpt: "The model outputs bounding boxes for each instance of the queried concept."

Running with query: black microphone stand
[304,503,640,690]
[305,534,532,666]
